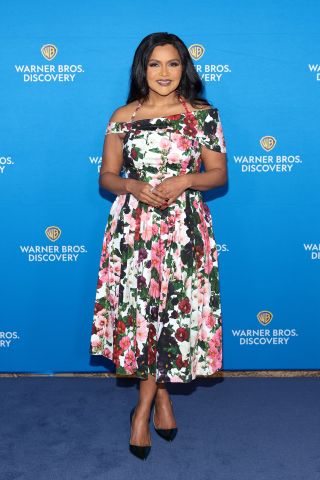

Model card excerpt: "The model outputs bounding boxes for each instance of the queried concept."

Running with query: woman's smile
[156,80,172,86]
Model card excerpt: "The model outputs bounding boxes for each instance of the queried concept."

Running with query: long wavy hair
[126,32,210,108]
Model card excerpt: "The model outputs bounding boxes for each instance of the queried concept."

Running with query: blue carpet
[0,377,319,480]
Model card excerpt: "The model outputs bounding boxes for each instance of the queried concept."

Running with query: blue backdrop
[1,0,319,373]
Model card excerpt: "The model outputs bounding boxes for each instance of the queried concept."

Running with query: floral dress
[90,97,227,383]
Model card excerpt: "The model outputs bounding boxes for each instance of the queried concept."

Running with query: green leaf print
[148,147,162,154]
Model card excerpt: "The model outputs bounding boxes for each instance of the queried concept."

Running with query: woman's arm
[184,149,227,191]
[98,125,168,206]
[99,132,136,195]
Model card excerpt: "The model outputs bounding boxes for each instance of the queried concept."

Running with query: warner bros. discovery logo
[89,154,102,172]
[14,44,85,83]
[303,242,320,260]
[188,43,231,82]
[231,310,299,345]
[0,154,14,174]
[233,135,303,173]
[0,330,19,349]
[307,63,320,81]
[41,44,58,61]
[19,226,88,262]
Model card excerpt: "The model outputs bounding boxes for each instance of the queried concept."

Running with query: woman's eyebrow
[148,58,181,62]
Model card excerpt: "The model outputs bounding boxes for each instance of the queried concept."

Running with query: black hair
[126,32,210,108]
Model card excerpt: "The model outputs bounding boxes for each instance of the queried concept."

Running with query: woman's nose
[160,66,168,76]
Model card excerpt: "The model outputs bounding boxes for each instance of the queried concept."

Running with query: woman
[90,32,227,460]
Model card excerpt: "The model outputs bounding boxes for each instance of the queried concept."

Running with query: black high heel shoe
[129,406,151,460]
[153,399,178,442]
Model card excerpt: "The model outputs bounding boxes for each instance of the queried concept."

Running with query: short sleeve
[197,108,227,153]
[105,120,129,135]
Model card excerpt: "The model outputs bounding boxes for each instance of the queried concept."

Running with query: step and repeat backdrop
[1,0,319,373]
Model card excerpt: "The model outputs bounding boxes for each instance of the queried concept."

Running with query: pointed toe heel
[129,443,151,460]
[153,399,178,442]
[129,407,151,460]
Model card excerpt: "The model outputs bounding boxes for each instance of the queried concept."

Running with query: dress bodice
[105,100,226,187]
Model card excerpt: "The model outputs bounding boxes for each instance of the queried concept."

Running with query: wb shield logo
[260,136,276,151]
[45,226,61,242]
[257,310,273,326]
[41,44,58,61]
[188,44,205,61]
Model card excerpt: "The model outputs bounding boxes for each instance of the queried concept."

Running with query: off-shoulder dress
[90,97,227,383]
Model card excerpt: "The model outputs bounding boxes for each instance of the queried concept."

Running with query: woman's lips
[157,80,172,86]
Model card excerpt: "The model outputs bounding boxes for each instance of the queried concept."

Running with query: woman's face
[146,44,183,97]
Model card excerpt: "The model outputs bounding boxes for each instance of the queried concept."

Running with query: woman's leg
[130,373,157,445]
[153,383,177,429]
[130,374,177,445]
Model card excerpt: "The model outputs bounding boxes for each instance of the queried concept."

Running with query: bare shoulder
[109,101,140,122]
[186,100,215,112]
[195,104,215,111]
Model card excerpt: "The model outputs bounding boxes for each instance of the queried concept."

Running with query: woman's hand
[129,180,169,208]
[153,175,190,210]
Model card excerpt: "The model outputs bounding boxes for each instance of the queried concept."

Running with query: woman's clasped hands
[130,175,189,210]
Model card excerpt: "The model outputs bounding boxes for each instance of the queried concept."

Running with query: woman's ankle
[135,400,153,415]
[155,387,170,403]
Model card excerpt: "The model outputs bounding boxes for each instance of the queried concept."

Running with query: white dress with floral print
[90,104,226,383]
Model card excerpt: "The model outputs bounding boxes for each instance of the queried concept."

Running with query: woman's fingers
[154,192,169,202]
[142,186,168,207]
[159,198,172,210]
[143,193,163,208]
[149,187,169,202]
[139,184,176,208]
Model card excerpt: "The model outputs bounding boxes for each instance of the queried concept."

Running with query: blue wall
[1,0,319,373]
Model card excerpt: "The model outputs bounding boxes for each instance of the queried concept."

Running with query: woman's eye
[148,62,180,67]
